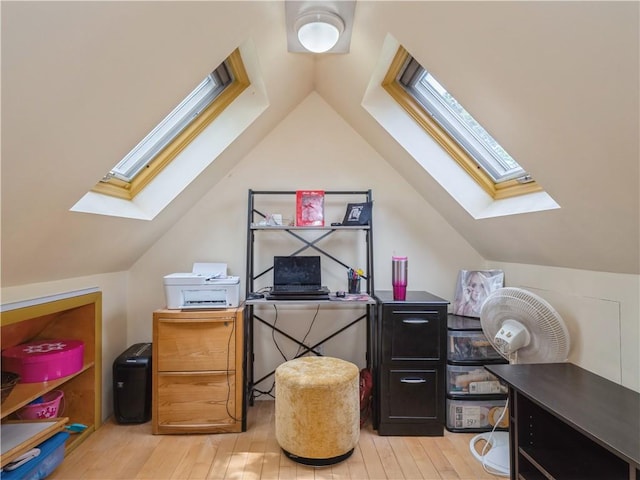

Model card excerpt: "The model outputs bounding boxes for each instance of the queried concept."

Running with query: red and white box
[296,190,325,227]
[1,339,84,383]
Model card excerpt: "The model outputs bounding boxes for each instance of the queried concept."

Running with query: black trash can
[112,342,152,424]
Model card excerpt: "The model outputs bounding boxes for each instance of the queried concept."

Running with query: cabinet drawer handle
[402,318,429,324]
[400,377,427,384]
[393,310,439,315]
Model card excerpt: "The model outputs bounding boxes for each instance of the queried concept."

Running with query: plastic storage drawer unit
[447,364,507,395]
[447,330,502,362]
[446,397,508,432]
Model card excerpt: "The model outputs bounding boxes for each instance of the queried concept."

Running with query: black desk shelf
[244,190,376,408]
[486,363,640,480]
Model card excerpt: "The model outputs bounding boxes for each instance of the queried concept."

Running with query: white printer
[164,263,240,309]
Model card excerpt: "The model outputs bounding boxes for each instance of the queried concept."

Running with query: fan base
[470,431,510,477]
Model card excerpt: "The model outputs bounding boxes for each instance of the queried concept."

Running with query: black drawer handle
[402,318,429,324]
[400,377,427,384]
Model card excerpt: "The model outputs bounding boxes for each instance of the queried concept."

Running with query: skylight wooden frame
[92,49,250,200]
[382,46,542,200]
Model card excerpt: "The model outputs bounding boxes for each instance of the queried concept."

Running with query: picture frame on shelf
[341,201,372,226]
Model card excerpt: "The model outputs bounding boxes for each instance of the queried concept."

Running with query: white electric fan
[470,287,571,477]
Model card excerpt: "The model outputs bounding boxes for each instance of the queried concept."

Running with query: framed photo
[453,270,504,318]
[342,202,372,226]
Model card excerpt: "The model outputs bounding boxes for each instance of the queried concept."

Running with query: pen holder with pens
[347,268,362,294]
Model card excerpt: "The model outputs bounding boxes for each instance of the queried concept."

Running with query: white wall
[490,262,640,391]
[127,93,639,394]
[1,271,129,420]
[3,93,637,425]
[127,92,484,393]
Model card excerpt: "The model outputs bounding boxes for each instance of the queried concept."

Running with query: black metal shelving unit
[244,189,376,407]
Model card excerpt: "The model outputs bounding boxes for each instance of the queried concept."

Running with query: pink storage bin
[1,339,84,383]
[16,390,64,419]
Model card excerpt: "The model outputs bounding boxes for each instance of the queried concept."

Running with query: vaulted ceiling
[2,1,638,287]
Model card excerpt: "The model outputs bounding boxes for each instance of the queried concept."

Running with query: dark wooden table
[486,363,640,480]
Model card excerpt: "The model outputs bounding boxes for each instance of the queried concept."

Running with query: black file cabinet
[375,290,449,436]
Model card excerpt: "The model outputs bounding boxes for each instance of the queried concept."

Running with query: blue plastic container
[1,431,69,480]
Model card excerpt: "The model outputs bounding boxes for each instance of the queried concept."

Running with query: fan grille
[480,287,570,363]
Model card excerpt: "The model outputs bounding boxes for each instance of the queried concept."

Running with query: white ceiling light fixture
[295,11,344,53]
[286,1,355,54]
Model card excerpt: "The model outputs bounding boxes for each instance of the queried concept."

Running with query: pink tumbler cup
[392,256,408,301]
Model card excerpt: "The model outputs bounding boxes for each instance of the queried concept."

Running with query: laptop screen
[273,256,321,287]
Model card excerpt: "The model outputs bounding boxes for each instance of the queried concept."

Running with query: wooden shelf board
[1,362,94,417]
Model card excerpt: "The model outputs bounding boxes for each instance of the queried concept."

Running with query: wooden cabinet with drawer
[152,307,244,434]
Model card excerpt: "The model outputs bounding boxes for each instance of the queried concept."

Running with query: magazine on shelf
[296,190,325,227]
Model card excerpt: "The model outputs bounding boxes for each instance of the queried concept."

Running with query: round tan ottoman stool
[275,356,360,466]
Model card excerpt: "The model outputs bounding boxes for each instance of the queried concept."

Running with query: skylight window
[93,49,248,200]
[107,68,230,183]
[383,47,541,199]
[408,67,526,182]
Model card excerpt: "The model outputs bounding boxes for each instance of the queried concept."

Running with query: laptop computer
[267,256,330,300]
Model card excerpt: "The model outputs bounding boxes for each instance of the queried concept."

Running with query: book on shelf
[296,190,325,227]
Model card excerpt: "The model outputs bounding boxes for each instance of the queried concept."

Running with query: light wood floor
[50,401,503,480]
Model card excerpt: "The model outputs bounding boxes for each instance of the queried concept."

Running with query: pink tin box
[1,339,84,383]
